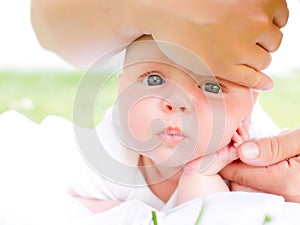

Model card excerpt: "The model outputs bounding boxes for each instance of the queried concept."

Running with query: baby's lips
[160,126,186,138]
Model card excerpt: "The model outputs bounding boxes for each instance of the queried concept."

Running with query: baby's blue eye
[200,82,222,94]
[142,74,165,86]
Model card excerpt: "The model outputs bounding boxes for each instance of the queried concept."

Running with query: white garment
[71,102,281,211]
[249,102,281,138]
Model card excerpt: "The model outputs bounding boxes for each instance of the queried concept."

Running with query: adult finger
[272,0,289,28]
[238,128,300,166]
[218,65,274,91]
[220,161,275,193]
[239,44,272,71]
[230,182,263,193]
[220,156,300,202]
[256,24,283,52]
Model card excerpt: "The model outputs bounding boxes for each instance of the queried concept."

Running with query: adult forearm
[31,0,143,67]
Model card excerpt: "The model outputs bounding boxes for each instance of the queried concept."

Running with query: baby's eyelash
[139,71,166,86]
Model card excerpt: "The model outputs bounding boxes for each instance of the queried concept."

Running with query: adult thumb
[237,128,300,166]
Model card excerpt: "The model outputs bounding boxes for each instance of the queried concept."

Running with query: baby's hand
[202,125,248,175]
[200,145,238,176]
[177,156,230,205]
[177,126,248,205]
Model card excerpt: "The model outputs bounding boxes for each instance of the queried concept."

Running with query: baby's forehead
[125,35,214,79]
[125,42,216,82]
[124,36,172,66]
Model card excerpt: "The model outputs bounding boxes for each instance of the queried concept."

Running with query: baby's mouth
[159,127,186,144]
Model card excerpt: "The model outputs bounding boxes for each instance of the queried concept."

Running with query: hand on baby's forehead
[125,36,212,76]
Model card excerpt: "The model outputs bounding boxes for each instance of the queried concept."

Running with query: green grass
[1,70,82,123]
[1,70,300,129]
[0,70,118,125]
[259,69,300,129]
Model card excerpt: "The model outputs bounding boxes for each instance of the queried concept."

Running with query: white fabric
[0,110,92,224]
[249,102,281,138]
[66,192,300,225]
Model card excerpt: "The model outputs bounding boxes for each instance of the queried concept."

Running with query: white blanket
[0,111,92,224]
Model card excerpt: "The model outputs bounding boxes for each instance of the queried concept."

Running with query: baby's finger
[201,146,238,175]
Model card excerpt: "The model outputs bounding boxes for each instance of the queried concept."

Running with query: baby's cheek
[128,107,149,141]
[128,100,161,141]
[192,113,214,157]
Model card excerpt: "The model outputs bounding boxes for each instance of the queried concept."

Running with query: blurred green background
[1,69,299,129]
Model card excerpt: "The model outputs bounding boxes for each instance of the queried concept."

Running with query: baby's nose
[161,99,191,114]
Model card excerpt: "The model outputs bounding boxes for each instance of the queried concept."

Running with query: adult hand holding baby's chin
[221,128,300,203]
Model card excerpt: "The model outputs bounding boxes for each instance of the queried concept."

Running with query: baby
[70,35,257,213]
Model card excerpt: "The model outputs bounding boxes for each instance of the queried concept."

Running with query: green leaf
[262,215,272,225]
[194,202,205,225]
[152,210,158,225]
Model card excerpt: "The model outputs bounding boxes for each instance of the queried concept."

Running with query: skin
[118,36,255,169]
[221,128,300,203]
[31,0,288,90]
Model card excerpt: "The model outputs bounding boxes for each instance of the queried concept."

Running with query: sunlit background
[1,0,300,129]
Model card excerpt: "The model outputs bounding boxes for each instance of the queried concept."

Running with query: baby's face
[114,37,255,167]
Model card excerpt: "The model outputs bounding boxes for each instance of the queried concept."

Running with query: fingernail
[263,82,274,91]
[241,142,259,160]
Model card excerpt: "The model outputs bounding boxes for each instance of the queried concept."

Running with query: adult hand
[220,128,300,203]
[31,0,288,90]
[139,0,288,91]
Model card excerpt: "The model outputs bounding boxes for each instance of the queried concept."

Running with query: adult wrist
[109,0,144,40]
